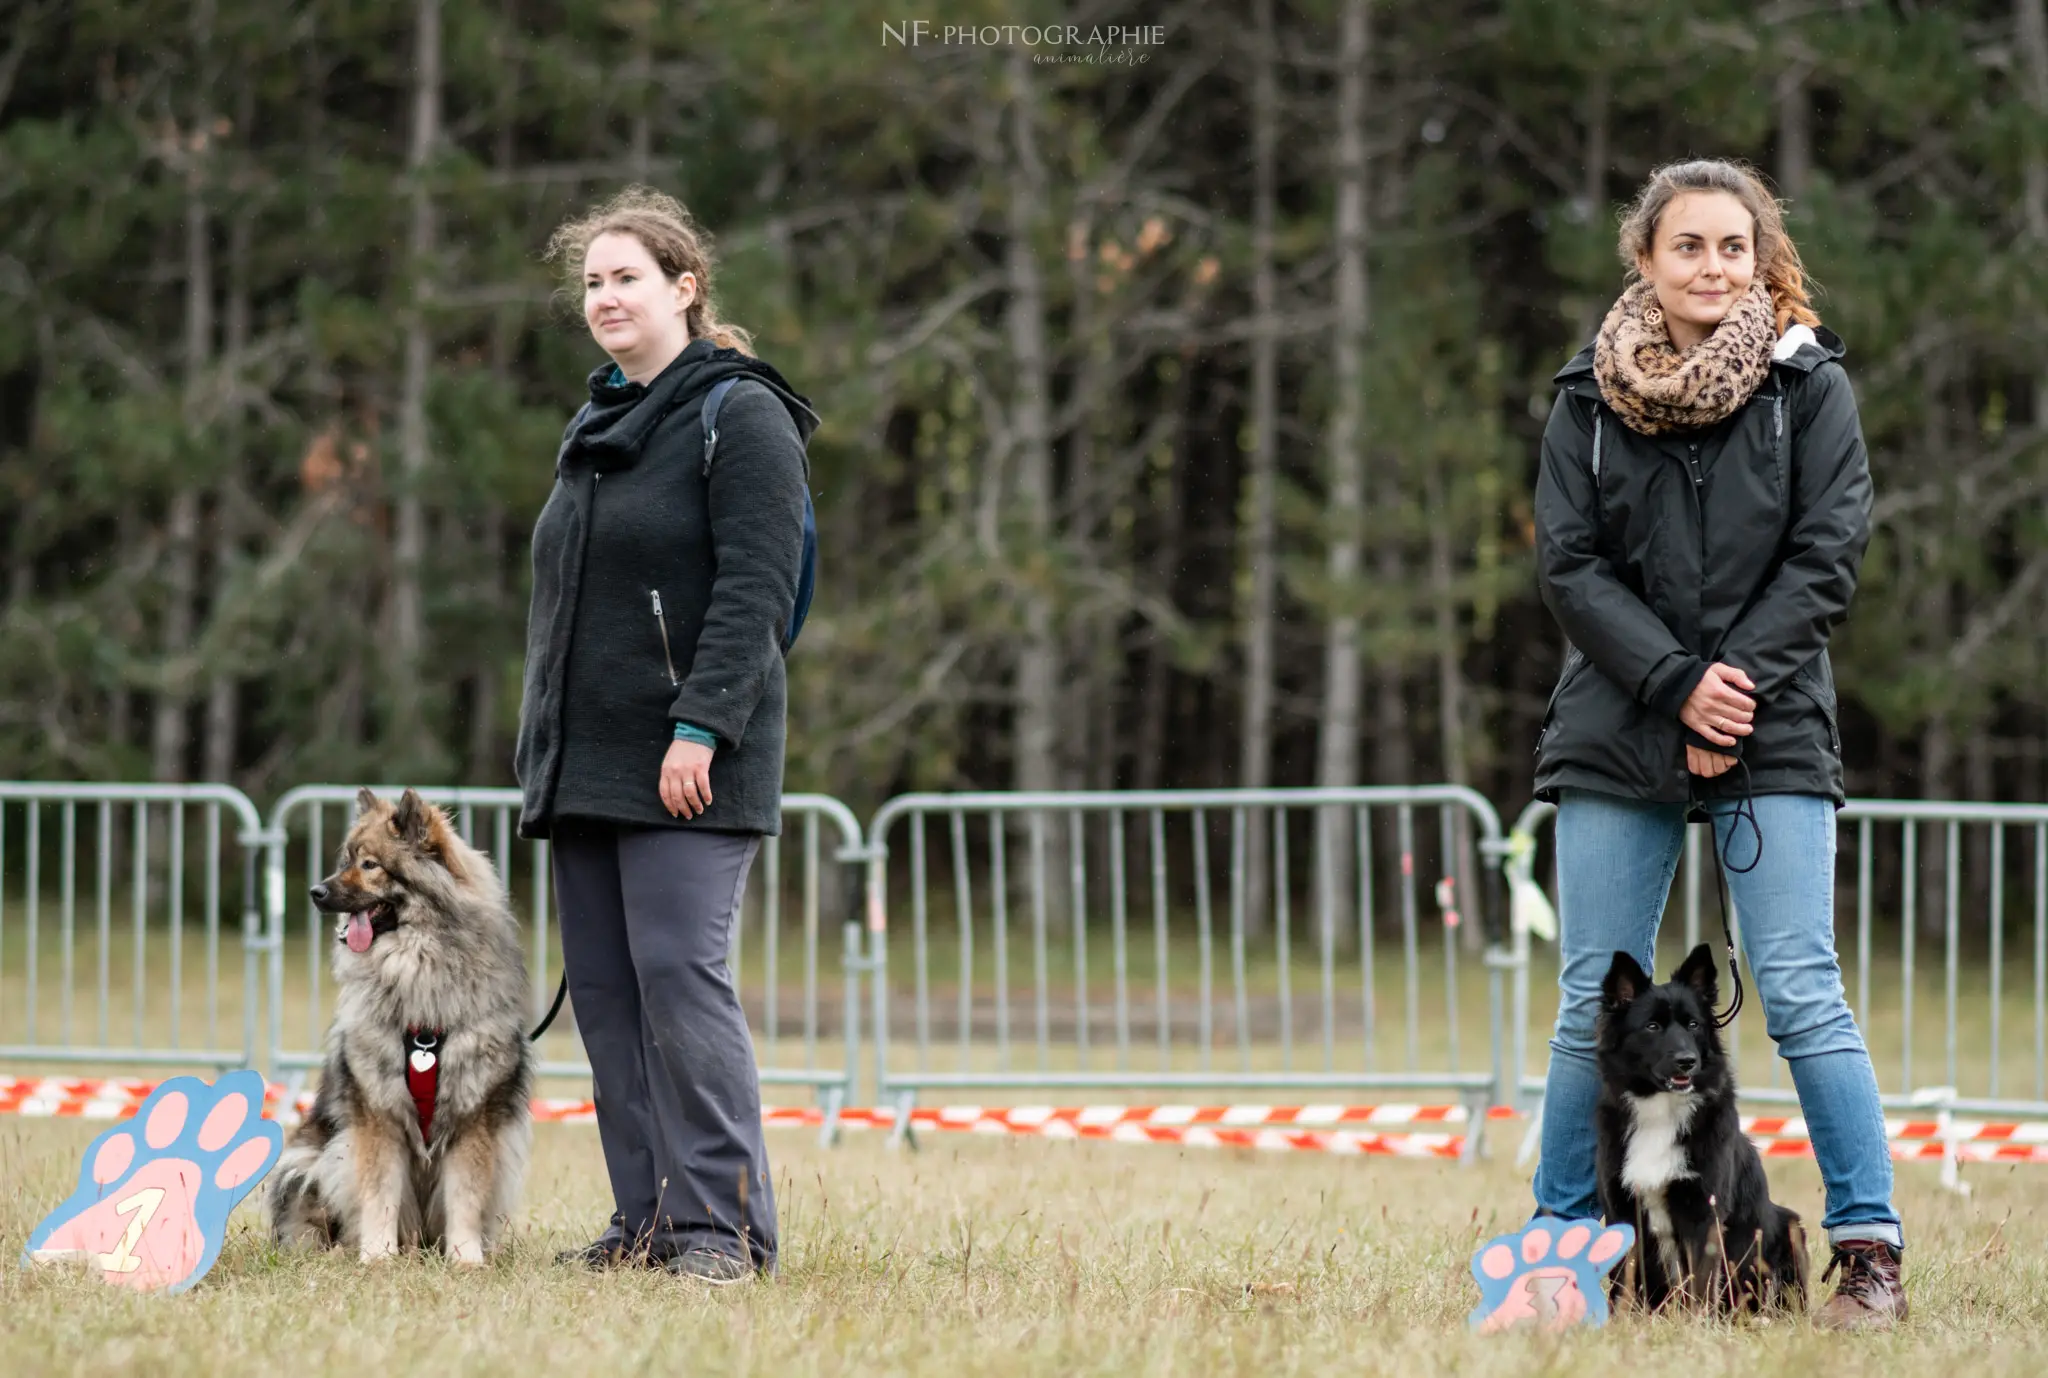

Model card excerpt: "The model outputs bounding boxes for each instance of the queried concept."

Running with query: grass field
[5,1119,2048,1376]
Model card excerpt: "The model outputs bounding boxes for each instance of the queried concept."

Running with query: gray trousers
[552,821,776,1270]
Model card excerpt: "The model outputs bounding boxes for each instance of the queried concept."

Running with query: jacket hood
[566,337,820,473]
[1767,322,1846,373]
[1552,321,1846,386]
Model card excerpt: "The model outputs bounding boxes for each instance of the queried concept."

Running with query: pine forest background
[4,0,2048,844]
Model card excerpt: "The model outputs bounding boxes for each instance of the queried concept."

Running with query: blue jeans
[1531,789,1903,1250]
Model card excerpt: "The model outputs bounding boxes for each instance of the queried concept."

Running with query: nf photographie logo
[882,21,1166,65]
[882,22,1166,47]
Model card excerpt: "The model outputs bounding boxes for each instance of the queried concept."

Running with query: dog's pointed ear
[355,787,381,818]
[392,789,432,846]
[1674,943,1719,1005]
[1602,951,1652,1009]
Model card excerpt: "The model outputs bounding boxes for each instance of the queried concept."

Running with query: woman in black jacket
[1531,160,1904,1328]
[516,187,815,1283]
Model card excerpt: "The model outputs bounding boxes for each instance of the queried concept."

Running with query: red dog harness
[405,1028,441,1141]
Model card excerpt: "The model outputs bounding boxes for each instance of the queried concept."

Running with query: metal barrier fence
[262,787,869,1123]
[864,787,1514,1153]
[0,783,266,1071]
[10,774,2045,1164]
[1506,798,2048,1128]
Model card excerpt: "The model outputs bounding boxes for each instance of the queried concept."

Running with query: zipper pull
[651,589,680,684]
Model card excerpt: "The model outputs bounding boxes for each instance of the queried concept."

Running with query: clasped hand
[1679,662,1754,780]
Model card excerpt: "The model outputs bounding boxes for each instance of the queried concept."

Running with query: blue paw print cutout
[22,1070,282,1294]
[1469,1216,1635,1333]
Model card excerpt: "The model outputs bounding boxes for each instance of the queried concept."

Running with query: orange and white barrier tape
[863,1105,1469,1158]
[0,1077,168,1120]
[9,1077,2048,1163]
[526,1100,1483,1156]
[1741,1114,2048,1145]
[1741,1114,2048,1165]
[871,1102,1515,1130]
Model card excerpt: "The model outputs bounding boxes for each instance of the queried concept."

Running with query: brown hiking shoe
[1815,1239,1907,1331]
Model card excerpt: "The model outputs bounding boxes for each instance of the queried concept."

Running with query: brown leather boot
[1815,1239,1907,1330]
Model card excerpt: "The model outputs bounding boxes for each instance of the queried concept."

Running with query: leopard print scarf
[1593,279,1776,435]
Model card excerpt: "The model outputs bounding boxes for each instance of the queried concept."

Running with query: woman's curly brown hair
[1617,159,1821,335]
[545,185,754,355]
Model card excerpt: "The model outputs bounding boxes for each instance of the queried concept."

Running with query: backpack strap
[700,377,742,478]
[696,375,816,655]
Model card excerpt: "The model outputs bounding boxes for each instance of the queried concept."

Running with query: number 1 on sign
[96,1188,166,1274]
[1521,1271,1567,1321]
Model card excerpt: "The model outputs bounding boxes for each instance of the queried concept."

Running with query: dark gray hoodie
[515,337,819,839]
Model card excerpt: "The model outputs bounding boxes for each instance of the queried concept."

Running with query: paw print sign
[1469,1217,1634,1333]
[22,1071,282,1294]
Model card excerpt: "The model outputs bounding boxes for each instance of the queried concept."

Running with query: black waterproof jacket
[515,337,818,839]
[1532,326,1873,806]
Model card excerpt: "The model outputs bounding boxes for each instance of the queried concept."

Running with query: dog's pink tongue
[344,911,374,953]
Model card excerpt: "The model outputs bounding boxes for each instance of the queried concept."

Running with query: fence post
[834,863,864,1143]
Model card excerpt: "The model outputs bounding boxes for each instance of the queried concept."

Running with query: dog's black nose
[309,882,329,904]
[1674,1053,1699,1074]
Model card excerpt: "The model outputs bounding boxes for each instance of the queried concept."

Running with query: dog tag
[409,1047,437,1075]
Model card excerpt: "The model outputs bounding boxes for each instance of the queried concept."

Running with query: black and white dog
[1595,944,1809,1313]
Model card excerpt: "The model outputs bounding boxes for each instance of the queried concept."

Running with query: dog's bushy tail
[267,1143,336,1248]
[1769,1205,1810,1311]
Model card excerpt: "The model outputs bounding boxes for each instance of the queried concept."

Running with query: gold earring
[1643,304,1664,328]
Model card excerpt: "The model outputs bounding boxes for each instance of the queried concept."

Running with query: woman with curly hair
[516,187,815,1284]
[1531,159,1904,1328]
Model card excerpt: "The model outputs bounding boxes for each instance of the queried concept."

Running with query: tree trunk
[1370,608,1409,778]
[1135,355,1192,794]
[1966,722,1994,917]
[1914,349,1954,938]
[1063,214,1100,797]
[1003,51,1068,929]
[1240,0,1281,935]
[1424,460,1481,948]
[1007,50,1058,799]
[204,84,252,788]
[2025,0,2048,244]
[1315,0,1371,943]
[2023,0,2048,250]
[5,504,29,608]
[1776,60,1813,203]
[109,503,139,775]
[468,0,520,785]
[1574,63,1611,341]
[152,0,215,784]
[2020,0,2048,766]
[389,0,440,771]
[626,21,651,182]
[1917,715,1952,938]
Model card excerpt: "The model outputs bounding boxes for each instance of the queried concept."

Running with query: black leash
[529,974,569,1041]
[1698,756,1762,1030]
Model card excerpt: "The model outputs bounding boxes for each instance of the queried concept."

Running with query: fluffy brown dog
[267,788,533,1263]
